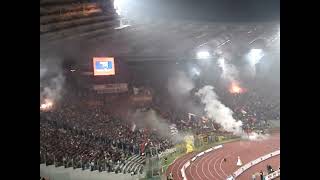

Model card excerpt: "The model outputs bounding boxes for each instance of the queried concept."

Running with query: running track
[166,133,280,180]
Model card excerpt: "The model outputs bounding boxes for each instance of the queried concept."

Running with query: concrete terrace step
[137,157,146,164]
[40,0,77,6]
[119,162,126,171]
[126,155,139,162]
[40,8,103,25]
[40,2,100,15]
[133,164,141,173]
[122,156,139,173]
[122,155,136,169]
[138,165,143,173]
[121,155,146,173]
[40,19,118,41]
[126,161,139,173]
[41,14,115,33]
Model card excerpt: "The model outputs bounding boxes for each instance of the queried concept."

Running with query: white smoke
[40,58,65,104]
[217,57,239,83]
[244,49,265,77]
[168,71,194,96]
[196,85,243,135]
[129,109,184,143]
[243,132,270,141]
[40,66,47,77]
[167,70,202,114]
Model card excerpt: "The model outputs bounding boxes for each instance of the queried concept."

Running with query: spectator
[259,170,264,180]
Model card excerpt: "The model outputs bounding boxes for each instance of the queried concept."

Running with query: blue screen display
[95,61,113,70]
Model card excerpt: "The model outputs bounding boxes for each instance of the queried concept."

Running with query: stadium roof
[40,0,279,62]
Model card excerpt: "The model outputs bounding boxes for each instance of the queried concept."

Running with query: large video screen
[93,57,115,76]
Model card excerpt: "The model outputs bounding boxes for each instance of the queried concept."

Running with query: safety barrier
[232,150,280,178]
[180,145,223,180]
[265,169,280,180]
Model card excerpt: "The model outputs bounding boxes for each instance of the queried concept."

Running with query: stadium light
[196,51,211,59]
[114,0,123,15]
[113,0,131,29]
[247,49,264,65]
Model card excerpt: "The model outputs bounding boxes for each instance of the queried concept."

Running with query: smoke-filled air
[217,57,246,94]
[167,70,202,114]
[217,57,239,84]
[243,132,270,141]
[40,58,65,109]
[168,70,194,96]
[129,109,186,143]
[196,85,243,135]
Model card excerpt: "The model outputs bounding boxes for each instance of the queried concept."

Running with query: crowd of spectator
[40,96,173,173]
[219,89,280,131]
[40,112,128,172]
[40,79,279,174]
[150,85,280,135]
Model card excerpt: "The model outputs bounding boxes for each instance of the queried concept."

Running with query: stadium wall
[268,120,280,128]
[232,150,280,178]
[265,169,280,180]
[40,164,142,180]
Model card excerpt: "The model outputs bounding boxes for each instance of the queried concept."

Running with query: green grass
[161,150,187,173]
[161,137,240,172]
[140,137,241,180]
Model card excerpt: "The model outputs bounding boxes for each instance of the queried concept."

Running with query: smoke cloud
[168,71,194,96]
[167,70,202,114]
[217,57,239,84]
[40,58,65,105]
[196,85,243,135]
[129,109,185,143]
[243,132,270,141]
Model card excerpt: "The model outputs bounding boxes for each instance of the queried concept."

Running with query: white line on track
[175,160,184,179]
[213,152,225,179]
[170,157,180,179]
[183,135,280,180]
[187,161,197,180]
[201,151,218,180]
[206,144,249,179]
[220,154,232,177]
[169,154,190,180]
[218,147,240,178]
[195,156,205,180]
[207,151,224,180]
[175,155,192,180]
